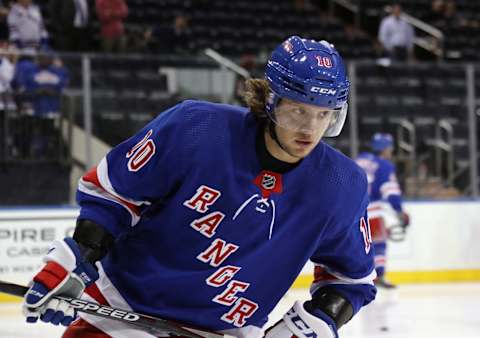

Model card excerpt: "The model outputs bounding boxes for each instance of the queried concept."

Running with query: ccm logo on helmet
[310,87,337,95]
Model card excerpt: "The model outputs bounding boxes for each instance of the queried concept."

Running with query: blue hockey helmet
[371,133,394,152]
[265,36,350,137]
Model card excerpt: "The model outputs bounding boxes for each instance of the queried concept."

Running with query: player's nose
[295,131,315,139]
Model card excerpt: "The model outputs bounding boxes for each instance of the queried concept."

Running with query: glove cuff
[43,238,99,287]
[43,239,79,272]
[283,301,336,338]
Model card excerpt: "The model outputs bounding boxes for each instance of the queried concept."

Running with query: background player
[21,36,376,338]
[355,133,410,289]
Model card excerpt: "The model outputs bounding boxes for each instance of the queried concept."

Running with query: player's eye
[317,111,330,119]
[292,108,304,115]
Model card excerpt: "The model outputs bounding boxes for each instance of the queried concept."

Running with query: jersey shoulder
[319,142,368,198]
[180,99,249,122]
[147,99,249,137]
[313,143,369,231]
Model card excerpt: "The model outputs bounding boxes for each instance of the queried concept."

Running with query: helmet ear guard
[265,92,279,115]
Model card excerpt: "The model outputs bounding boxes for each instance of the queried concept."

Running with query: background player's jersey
[77,100,376,332]
[355,152,403,212]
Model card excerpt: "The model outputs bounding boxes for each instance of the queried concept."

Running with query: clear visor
[268,102,346,135]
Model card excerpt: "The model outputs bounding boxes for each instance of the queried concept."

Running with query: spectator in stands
[8,47,37,158]
[18,49,69,159]
[0,42,16,103]
[0,42,17,162]
[423,0,445,27]
[11,47,36,109]
[7,0,48,49]
[95,0,128,53]
[0,42,17,112]
[440,0,466,29]
[0,1,9,43]
[24,49,68,118]
[143,13,191,54]
[49,0,91,52]
[378,3,415,62]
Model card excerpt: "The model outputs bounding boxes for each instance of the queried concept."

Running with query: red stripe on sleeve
[34,261,69,290]
[83,167,102,187]
[82,166,141,216]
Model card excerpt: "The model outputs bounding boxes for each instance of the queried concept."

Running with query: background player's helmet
[371,133,394,152]
[265,35,350,137]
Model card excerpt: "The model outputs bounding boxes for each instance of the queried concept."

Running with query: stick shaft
[0,280,226,338]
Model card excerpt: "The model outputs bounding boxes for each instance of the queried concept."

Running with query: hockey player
[22,36,377,338]
[355,133,410,289]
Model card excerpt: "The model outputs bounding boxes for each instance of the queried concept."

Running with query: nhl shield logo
[262,174,276,190]
[253,170,283,198]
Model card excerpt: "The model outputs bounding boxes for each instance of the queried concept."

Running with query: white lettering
[310,87,337,95]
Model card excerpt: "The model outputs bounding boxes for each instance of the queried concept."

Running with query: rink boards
[1,201,480,302]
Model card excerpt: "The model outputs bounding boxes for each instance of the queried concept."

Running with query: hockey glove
[23,237,99,326]
[264,301,337,338]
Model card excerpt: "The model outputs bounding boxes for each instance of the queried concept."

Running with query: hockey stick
[0,280,230,338]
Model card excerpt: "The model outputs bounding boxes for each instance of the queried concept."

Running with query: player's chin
[290,144,315,158]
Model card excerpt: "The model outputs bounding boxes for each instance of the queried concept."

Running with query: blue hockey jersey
[23,64,69,116]
[355,152,403,212]
[77,100,376,333]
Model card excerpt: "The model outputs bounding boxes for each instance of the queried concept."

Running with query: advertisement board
[1,201,479,292]
[0,209,78,285]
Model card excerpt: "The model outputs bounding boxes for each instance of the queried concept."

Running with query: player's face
[266,99,334,163]
[381,147,394,160]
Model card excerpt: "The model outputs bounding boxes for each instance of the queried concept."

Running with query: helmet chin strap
[267,122,301,160]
